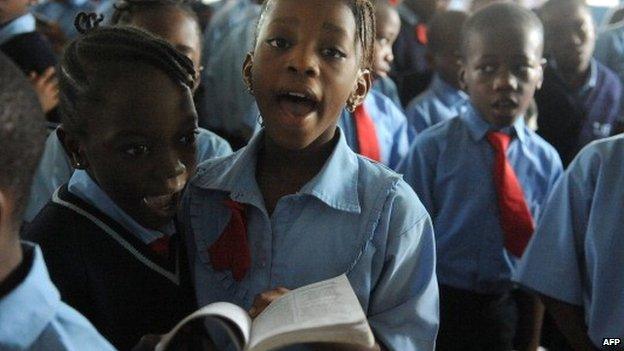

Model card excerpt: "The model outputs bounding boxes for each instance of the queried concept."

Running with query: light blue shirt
[201,0,256,65]
[33,0,96,40]
[338,90,412,170]
[515,135,624,348]
[595,22,624,84]
[201,4,261,134]
[405,74,469,133]
[0,242,115,351]
[24,128,232,222]
[182,128,439,351]
[398,104,563,293]
[0,13,35,45]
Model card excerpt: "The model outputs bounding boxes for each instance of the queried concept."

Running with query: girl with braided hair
[181,1,439,350]
[25,14,204,350]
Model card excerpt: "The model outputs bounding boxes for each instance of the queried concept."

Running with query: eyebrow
[269,17,300,27]
[322,22,348,38]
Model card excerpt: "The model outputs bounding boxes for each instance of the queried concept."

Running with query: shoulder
[191,148,242,188]
[367,90,406,122]
[571,134,624,173]
[595,61,623,87]
[406,89,437,113]
[356,156,430,231]
[523,127,562,164]
[412,116,462,149]
[196,127,233,161]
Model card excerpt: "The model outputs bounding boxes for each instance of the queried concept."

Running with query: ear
[0,188,9,230]
[57,126,88,170]
[242,52,255,94]
[458,60,468,92]
[535,58,547,91]
[348,68,373,109]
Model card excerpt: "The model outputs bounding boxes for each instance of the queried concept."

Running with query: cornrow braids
[59,13,196,137]
[256,0,376,70]
[110,0,199,26]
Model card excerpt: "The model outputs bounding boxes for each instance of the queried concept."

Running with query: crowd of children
[1,0,623,350]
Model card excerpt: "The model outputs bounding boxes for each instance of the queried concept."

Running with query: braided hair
[110,0,199,28]
[256,0,376,70]
[59,12,196,137]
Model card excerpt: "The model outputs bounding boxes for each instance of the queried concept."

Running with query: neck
[0,231,23,284]
[259,132,337,175]
[559,64,590,90]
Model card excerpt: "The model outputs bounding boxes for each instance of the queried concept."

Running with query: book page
[156,302,252,351]
[248,274,370,349]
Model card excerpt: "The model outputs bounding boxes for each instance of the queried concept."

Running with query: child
[398,3,562,350]
[516,135,624,350]
[24,19,201,350]
[405,10,469,133]
[22,0,233,223]
[1,0,60,122]
[536,0,623,166]
[391,0,439,105]
[0,53,114,350]
[338,0,411,170]
[182,0,439,350]
[370,0,403,108]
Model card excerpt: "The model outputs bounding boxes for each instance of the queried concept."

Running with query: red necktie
[149,235,170,258]
[208,199,251,281]
[487,131,535,257]
[353,104,381,162]
[415,24,428,45]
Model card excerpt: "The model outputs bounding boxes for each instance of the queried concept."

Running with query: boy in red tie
[399,3,563,350]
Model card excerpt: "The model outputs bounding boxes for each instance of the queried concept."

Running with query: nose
[287,44,320,78]
[158,152,188,193]
[493,68,518,91]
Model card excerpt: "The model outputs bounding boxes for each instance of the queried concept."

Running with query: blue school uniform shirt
[405,74,469,133]
[595,22,624,94]
[515,135,624,348]
[33,0,96,40]
[182,128,439,351]
[23,128,232,222]
[0,13,35,45]
[201,0,256,64]
[0,242,115,351]
[398,104,563,293]
[338,90,412,170]
[372,76,403,112]
[200,5,260,134]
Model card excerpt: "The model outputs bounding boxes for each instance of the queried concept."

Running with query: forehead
[96,66,196,135]
[543,3,591,27]
[376,6,400,30]
[130,9,200,47]
[466,25,542,61]
[260,0,357,39]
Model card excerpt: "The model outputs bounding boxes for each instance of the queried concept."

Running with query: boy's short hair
[540,0,589,19]
[428,10,468,55]
[255,0,376,70]
[461,2,544,58]
[0,54,47,222]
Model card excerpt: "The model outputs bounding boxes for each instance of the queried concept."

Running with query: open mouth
[276,90,319,118]
[492,98,518,110]
[143,192,180,213]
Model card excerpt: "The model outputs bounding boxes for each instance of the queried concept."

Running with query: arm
[540,295,598,351]
[514,289,544,351]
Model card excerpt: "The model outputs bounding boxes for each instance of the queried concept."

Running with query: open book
[155,274,375,351]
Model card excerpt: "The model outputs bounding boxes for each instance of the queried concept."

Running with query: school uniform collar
[0,243,61,350]
[461,103,527,144]
[549,58,598,96]
[430,74,469,108]
[0,13,35,45]
[193,127,362,214]
[68,170,176,244]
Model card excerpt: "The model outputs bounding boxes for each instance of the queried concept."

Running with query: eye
[180,130,199,146]
[479,64,496,74]
[322,47,346,59]
[267,38,291,49]
[124,145,150,157]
